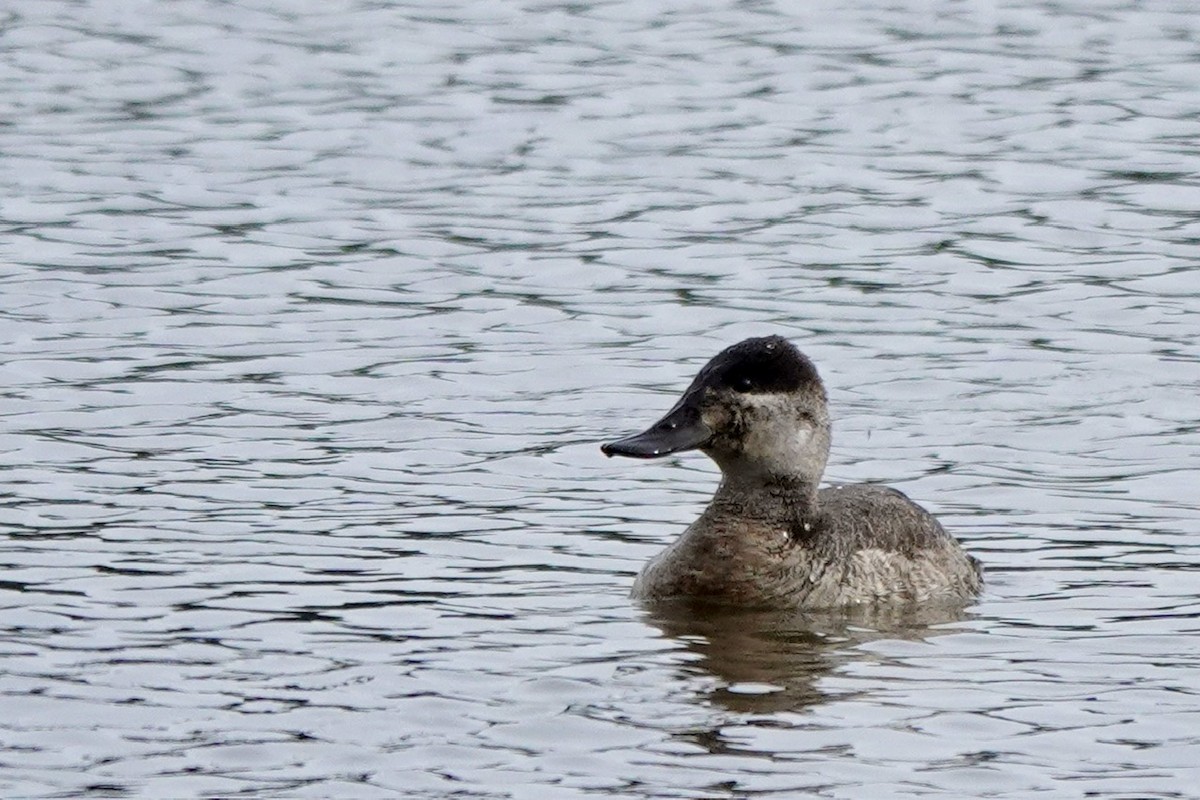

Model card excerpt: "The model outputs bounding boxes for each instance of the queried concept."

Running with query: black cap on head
[693,335,820,395]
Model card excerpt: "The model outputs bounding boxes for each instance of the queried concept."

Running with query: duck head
[602,336,832,487]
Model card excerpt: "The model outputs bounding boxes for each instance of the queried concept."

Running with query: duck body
[632,482,981,608]
[603,336,982,609]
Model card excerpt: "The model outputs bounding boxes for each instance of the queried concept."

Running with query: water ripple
[2,0,1199,797]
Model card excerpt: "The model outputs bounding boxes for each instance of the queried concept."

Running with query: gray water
[2,1,1199,797]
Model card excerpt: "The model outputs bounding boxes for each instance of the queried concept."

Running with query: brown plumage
[603,335,982,609]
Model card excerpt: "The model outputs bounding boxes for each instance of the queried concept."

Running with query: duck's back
[809,483,982,604]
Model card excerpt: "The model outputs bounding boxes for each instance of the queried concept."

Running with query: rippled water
[2,0,1199,797]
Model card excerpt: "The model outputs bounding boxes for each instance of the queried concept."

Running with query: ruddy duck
[602,335,981,608]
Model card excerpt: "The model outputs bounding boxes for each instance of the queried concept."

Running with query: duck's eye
[733,376,754,392]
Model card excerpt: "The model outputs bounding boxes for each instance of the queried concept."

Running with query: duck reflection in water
[640,599,972,715]
[603,336,981,609]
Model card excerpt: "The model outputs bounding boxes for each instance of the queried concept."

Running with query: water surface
[2,0,1198,797]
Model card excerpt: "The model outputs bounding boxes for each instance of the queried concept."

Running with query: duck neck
[712,471,821,524]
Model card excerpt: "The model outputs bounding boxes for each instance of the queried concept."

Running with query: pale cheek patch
[741,393,796,426]
[737,393,812,460]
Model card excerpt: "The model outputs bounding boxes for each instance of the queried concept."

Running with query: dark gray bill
[601,394,711,459]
